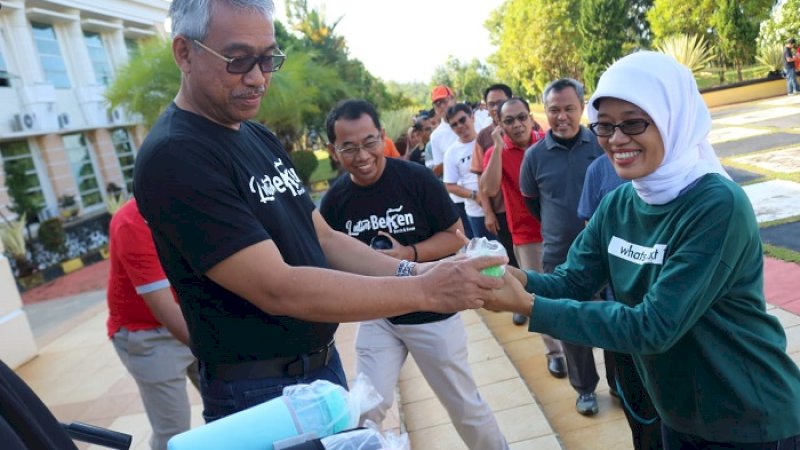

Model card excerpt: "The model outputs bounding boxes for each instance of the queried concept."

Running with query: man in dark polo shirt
[519,78,604,416]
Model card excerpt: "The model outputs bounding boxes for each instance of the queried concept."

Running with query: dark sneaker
[576,392,599,416]
[546,354,567,378]
[512,313,527,325]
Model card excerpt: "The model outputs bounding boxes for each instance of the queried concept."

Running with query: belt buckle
[284,341,333,378]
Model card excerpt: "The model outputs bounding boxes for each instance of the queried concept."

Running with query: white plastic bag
[463,236,507,277]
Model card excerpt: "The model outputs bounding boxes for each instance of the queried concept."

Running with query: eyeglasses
[449,116,469,128]
[501,112,530,126]
[193,40,286,74]
[589,119,651,137]
[333,138,383,159]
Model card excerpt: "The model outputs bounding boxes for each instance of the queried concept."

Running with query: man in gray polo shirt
[519,78,604,416]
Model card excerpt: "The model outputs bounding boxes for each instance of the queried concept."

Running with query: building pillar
[0,243,37,368]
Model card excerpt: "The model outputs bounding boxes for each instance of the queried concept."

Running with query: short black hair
[789,38,797,45]
[543,78,585,105]
[483,83,513,102]
[499,97,530,119]
[445,103,473,122]
[325,99,381,143]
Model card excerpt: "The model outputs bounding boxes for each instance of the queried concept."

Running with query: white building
[0,0,169,368]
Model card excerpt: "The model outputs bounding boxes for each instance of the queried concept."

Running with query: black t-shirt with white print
[320,157,460,325]
[134,103,336,364]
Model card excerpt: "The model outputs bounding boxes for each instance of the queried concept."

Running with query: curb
[16,247,109,292]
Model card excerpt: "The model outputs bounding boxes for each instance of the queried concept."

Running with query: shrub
[655,34,715,75]
[0,214,32,276]
[289,150,319,187]
[38,218,66,255]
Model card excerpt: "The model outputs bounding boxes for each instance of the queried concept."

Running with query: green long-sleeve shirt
[527,174,800,443]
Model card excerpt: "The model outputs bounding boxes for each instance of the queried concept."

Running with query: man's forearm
[446,183,476,200]
[480,150,503,197]
[321,227,401,276]
[524,196,541,221]
[142,289,191,346]
[415,226,463,262]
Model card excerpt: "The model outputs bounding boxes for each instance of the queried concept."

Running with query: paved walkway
[12,93,800,450]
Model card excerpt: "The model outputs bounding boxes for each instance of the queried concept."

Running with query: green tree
[757,0,800,51]
[285,0,407,113]
[712,0,773,81]
[431,57,497,103]
[578,0,628,93]
[487,0,582,98]
[626,0,654,49]
[647,0,715,44]
[105,38,180,127]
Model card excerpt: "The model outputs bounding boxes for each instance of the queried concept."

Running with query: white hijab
[587,51,730,205]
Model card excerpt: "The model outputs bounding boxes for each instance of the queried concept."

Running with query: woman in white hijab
[488,51,800,449]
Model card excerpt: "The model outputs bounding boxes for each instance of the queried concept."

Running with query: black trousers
[495,212,518,268]
[611,352,662,450]
[543,261,599,394]
[662,422,799,450]
[0,359,78,449]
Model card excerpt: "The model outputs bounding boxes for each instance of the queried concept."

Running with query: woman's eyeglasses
[589,119,651,137]
[193,40,286,74]
[501,112,530,126]
[333,138,383,159]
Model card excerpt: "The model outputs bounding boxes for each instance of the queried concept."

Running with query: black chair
[1,359,131,449]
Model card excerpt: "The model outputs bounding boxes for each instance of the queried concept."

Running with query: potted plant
[0,213,34,277]
[59,194,79,219]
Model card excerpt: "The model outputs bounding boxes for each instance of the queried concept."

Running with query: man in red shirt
[480,97,566,378]
[106,199,198,450]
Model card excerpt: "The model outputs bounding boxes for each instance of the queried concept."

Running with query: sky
[271,0,507,84]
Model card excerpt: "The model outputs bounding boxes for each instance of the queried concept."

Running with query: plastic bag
[283,372,384,437]
[463,237,507,277]
[319,421,409,450]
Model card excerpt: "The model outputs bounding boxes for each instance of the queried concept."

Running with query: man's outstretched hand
[418,254,507,313]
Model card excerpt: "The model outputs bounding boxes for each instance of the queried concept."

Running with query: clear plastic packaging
[463,237,507,277]
[319,421,409,450]
[168,373,383,450]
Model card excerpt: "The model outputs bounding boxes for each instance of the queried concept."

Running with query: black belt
[207,340,335,381]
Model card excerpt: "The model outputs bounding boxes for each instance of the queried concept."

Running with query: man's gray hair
[543,78,585,104]
[169,0,274,40]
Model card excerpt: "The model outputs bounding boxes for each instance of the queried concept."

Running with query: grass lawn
[696,65,768,90]
[309,149,336,185]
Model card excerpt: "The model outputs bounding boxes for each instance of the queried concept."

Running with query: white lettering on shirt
[344,205,416,237]
[608,236,667,265]
[249,158,306,203]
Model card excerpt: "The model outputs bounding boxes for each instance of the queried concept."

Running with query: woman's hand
[483,271,534,316]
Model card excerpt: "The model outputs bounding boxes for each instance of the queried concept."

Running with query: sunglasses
[193,40,286,74]
[449,116,469,128]
[589,119,651,137]
[501,112,530,126]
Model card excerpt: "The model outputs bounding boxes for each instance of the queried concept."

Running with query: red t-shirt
[483,131,544,245]
[106,199,173,338]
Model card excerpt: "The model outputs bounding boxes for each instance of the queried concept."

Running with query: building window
[84,31,112,85]
[62,134,103,208]
[0,48,9,87]
[31,22,70,89]
[124,38,139,60]
[0,141,46,221]
[111,128,135,194]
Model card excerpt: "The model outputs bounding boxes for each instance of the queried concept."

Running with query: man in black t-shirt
[133,0,505,423]
[320,99,508,450]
